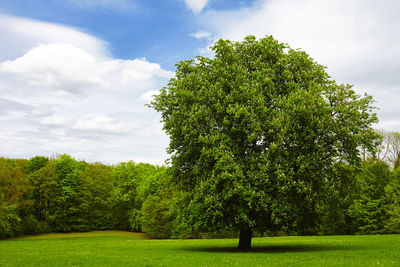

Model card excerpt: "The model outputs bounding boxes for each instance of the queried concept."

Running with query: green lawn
[1,231,399,266]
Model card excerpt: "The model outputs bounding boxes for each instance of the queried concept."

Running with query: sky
[0,0,399,165]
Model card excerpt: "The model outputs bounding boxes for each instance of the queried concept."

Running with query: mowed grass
[1,231,399,266]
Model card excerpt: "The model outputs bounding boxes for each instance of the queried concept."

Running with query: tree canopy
[151,35,378,249]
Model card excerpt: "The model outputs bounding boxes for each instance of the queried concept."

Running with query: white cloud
[74,114,129,133]
[0,44,102,93]
[184,0,208,14]
[0,44,167,95]
[0,14,170,165]
[190,30,211,39]
[0,14,108,61]
[119,58,161,83]
[199,0,400,131]
[40,114,69,126]
[139,90,159,103]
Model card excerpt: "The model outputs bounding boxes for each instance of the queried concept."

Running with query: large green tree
[151,36,378,249]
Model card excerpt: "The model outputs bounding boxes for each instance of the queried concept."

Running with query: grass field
[1,231,399,266]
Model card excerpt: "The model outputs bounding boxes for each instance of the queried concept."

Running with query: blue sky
[0,0,399,164]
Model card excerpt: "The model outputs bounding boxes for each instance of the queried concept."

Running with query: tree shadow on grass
[183,244,358,253]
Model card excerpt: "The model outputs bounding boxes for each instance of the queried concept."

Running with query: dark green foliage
[347,161,392,234]
[139,167,174,238]
[112,161,158,231]
[24,156,49,174]
[77,162,115,230]
[0,191,21,238]
[29,161,56,223]
[112,161,143,230]
[384,167,400,232]
[52,155,84,232]
[318,163,359,235]
[151,35,378,247]
[0,158,31,237]
[141,193,172,238]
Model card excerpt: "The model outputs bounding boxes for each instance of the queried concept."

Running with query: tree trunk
[238,229,253,250]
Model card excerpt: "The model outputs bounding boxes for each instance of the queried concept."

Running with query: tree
[0,190,21,238]
[151,36,378,249]
[77,162,115,230]
[347,160,391,234]
[384,167,400,232]
[112,161,157,231]
[141,192,173,239]
[318,162,359,235]
[25,156,50,174]
[52,154,83,232]
[374,130,400,168]
[29,161,56,223]
[0,158,33,236]
[138,167,174,238]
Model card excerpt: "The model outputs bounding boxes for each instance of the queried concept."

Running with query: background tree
[385,131,400,168]
[77,162,115,230]
[318,162,359,235]
[0,190,20,238]
[151,35,378,249]
[112,161,157,231]
[29,160,56,232]
[141,192,173,239]
[139,167,174,238]
[0,158,33,236]
[372,130,400,168]
[52,155,84,232]
[25,156,49,174]
[347,160,391,234]
[0,153,175,238]
[384,167,400,232]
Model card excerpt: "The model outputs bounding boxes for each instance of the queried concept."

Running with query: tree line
[0,155,168,238]
[1,141,399,239]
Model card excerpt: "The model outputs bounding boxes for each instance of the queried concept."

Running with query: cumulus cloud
[139,90,160,103]
[0,14,170,165]
[0,43,169,95]
[190,30,212,39]
[0,44,103,93]
[184,0,208,14]
[198,0,400,131]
